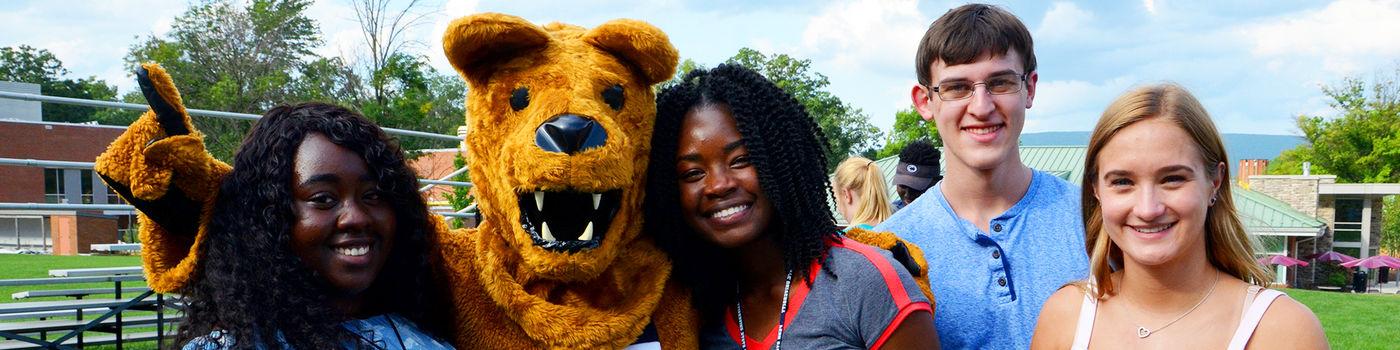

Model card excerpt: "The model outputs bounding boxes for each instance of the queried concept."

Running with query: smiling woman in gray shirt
[646,64,938,349]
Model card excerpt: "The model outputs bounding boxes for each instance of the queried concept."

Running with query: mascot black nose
[535,114,608,155]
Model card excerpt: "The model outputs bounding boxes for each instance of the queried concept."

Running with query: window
[80,170,94,204]
[1255,236,1285,255]
[1335,230,1362,243]
[1333,199,1365,244]
[118,214,139,243]
[1336,198,1363,223]
[44,169,65,203]
[1337,247,1361,258]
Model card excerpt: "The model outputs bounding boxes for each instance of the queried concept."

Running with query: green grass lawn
[0,254,145,303]
[0,254,162,350]
[1286,288,1400,350]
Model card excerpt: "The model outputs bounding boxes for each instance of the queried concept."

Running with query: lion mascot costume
[97,13,697,348]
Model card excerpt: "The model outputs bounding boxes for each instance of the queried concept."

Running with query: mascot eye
[602,84,625,110]
[510,87,530,111]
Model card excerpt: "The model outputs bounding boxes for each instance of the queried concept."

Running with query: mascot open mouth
[518,189,621,251]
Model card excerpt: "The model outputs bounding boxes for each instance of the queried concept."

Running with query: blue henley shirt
[875,170,1089,350]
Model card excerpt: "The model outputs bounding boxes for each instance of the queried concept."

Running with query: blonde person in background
[1031,83,1327,349]
[834,156,895,232]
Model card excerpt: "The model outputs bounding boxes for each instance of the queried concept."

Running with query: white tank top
[1070,285,1284,350]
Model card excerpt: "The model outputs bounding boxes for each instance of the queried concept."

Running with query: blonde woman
[834,156,895,231]
[1030,84,1327,349]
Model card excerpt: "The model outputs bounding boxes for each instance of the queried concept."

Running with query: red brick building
[0,113,470,253]
[0,119,133,255]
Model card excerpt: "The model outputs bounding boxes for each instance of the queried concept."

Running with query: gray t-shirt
[700,238,932,349]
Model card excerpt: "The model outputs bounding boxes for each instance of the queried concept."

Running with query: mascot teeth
[580,222,594,241]
[541,222,557,241]
[518,190,621,251]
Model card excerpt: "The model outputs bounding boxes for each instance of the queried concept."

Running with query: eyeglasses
[927,72,1027,101]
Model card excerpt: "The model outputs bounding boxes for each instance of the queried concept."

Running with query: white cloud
[1241,0,1400,76]
[1143,0,1157,15]
[427,0,481,74]
[793,0,931,133]
[1025,76,1136,132]
[1036,2,1094,42]
[799,0,925,72]
[307,1,361,63]
[0,0,185,91]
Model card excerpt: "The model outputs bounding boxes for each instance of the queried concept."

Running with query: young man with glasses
[874,4,1088,349]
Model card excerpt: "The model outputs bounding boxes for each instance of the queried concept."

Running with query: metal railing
[0,91,461,142]
[0,90,478,219]
[0,157,471,193]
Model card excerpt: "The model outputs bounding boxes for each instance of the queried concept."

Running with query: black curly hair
[173,103,442,349]
[899,139,941,169]
[646,64,839,323]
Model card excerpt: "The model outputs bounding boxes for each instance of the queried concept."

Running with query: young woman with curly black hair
[176,103,452,349]
[646,64,939,349]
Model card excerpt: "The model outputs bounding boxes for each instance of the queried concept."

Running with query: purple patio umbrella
[1306,251,1358,264]
[1258,255,1310,267]
[1341,255,1400,269]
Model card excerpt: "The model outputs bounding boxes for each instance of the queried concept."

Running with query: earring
[1209,194,1218,206]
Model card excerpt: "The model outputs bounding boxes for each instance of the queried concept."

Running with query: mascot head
[444,13,677,281]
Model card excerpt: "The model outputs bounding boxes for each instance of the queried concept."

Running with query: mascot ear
[443,13,551,83]
[584,19,679,86]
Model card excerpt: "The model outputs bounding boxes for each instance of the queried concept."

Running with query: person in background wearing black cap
[891,140,943,212]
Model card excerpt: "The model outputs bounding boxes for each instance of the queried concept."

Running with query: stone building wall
[1248,176,1331,217]
[1370,198,1384,256]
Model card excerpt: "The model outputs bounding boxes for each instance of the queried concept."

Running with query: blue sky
[3,0,1399,136]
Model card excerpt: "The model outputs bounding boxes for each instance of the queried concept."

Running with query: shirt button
[992,250,1001,259]
[993,223,1004,232]
[998,277,1007,287]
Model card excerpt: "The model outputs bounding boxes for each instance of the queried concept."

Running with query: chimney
[1238,159,1269,188]
[457,125,469,151]
[1302,161,1311,176]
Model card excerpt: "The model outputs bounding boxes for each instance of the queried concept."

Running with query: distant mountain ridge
[1020,131,1306,175]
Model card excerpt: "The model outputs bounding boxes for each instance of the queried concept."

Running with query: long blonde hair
[1081,83,1272,299]
[834,156,893,227]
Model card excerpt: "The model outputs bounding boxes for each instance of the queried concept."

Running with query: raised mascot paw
[94,63,228,237]
[93,63,231,292]
[136,63,191,137]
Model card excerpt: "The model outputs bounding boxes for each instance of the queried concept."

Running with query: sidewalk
[1378,280,1399,294]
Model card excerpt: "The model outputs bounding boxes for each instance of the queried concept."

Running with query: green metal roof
[857,146,1323,236]
[1231,184,1327,236]
[870,146,1086,200]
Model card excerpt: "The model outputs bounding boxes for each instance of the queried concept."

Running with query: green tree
[1266,74,1400,182]
[444,151,475,229]
[875,107,940,159]
[125,0,321,160]
[351,0,432,110]
[0,45,121,124]
[1267,69,1400,255]
[356,53,465,151]
[289,56,363,103]
[0,45,64,82]
[726,48,884,167]
[658,58,702,91]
